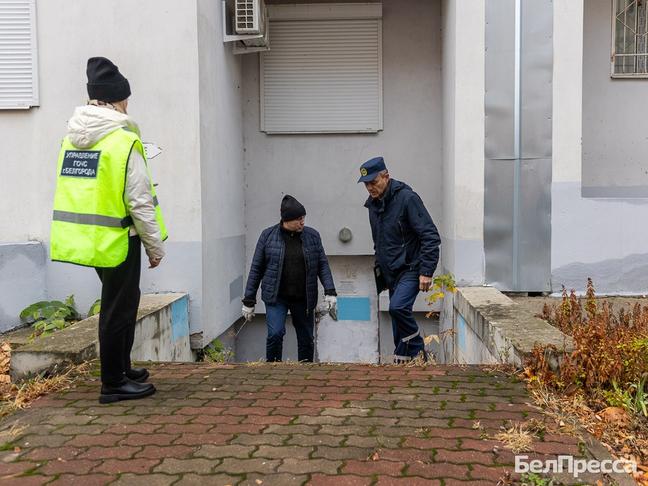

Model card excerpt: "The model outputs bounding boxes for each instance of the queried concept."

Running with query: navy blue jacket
[243,224,336,310]
[365,179,441,288]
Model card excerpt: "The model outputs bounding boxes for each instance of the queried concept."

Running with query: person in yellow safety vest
[50,57,167,404]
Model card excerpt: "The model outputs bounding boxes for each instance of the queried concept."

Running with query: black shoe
[125,367,149,383]
[99,378,156,404]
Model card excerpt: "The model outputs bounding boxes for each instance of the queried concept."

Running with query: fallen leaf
[598,407,630,426]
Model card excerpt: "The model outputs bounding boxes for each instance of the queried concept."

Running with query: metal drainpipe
[512,0,522,291]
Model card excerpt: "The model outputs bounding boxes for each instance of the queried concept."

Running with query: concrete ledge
[450,286,573,366]
[9,293,191,381]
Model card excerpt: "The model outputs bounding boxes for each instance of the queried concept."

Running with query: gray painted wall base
[0,242,47,333]
[9,293,191,381]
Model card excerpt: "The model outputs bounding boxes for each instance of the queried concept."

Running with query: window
[261,3,382,134]
[612,0,648,77]
[0,0,39,109]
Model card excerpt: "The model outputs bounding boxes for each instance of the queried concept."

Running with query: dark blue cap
[357,156,387,183]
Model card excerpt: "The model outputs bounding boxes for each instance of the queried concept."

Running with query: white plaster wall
[0,1,204,324]
[242,0,443,263]
[441,0,485,286]
[552,0,648,294]
[197,0,246,346]
[582,0,648,193]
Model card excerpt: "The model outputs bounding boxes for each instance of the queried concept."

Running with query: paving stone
[264,424,319,435]
[134,445,196,459]
[231,433,286,446]
[119,433,179,447]
[47,474,118,486]
[110,473,179,486]
[1,476,55,486]
[344,436,402,449]
[214,457,281,474]
[254,445,313,459]
[343,459,405,476]
[308,474,372,486]
[18,434,70,448]
[77,445,140,460]
[65,433,122,447]
[153,457,215,474]
[20,446,83,461]
[318,425,372,436]
[288,434,343,447]
[174,433,233,446]
[243,473,308,486]
[0,460,40,476]
[93,458,160,474]
[375,478,441,486]
[435,449,495,465]
[374,448,433,463]
[194,444,255,459]
[174,473,242,486]
[278,457,341,475]
[38,458,101,475]
[312,446,373,461]
[295,415,346,426]
[406,462,469,480]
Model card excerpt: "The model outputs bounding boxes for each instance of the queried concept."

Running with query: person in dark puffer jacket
[359,157,441,363]
[242,195,337,362]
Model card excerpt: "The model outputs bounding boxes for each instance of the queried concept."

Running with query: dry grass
[493,421,536,453]
[524,372,648,485]
[0,340,90,418]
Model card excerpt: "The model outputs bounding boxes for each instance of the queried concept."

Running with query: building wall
[552,0,648,294]
[242,0,443,263]
[197,0,246,346]
[441,0,485,286]
[0,0,204,329]
[582,0,648,197]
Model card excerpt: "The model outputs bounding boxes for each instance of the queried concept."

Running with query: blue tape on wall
[457,313,467,352]
[337,297,371,321]
[171,297,189,341]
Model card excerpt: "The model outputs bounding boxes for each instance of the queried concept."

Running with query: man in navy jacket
[359,157,441,363]
[242,195,337,362]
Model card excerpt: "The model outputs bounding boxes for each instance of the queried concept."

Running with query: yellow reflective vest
[50,128,167,268]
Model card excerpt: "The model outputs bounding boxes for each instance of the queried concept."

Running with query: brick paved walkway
[0,363,596,485]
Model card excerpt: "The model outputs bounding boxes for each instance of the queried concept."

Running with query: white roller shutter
[261,17,383,134]
[0,0,39,109]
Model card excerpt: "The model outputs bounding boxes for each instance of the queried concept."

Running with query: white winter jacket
[66,104,165,260]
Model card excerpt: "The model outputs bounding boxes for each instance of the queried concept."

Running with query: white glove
[324,295,337,321]
[324,295,337,310]
[242,305,255,322]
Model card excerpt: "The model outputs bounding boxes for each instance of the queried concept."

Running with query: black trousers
[95,236,141,385]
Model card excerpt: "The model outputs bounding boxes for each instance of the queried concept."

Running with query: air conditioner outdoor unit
[235,0,265,35]
[222,0,269,54]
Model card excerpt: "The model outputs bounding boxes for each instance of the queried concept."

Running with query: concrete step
[9,293,191,381]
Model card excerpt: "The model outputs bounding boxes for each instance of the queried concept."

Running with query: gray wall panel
[520,0,553,159]
[484,0,553,291]
[485,0,516,159]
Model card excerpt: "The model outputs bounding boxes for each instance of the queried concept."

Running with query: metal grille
[235,0,258,33]
[612,0,648,76]
[0,0,38,108]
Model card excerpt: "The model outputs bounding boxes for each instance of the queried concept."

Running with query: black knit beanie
[86,57,131,102]
[280,195,306,222]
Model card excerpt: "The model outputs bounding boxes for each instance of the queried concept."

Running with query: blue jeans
[265,299,315,362]
[389,271,424,361]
